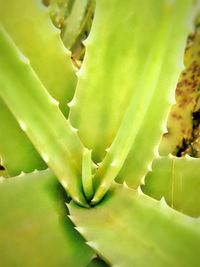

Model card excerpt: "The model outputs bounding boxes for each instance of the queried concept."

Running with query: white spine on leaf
[74,227,86,235]
[49,96,59,106]
[19,53,30,65]
[146,162,152,172]
[86,241,99,250]
[123,181,129,188]
[153,145,160,158]
[110,160,118,167]
[67,214,76,224]
[160,197,169,208]
[41,153,49,163]
[136,186,143,195]
[67,98,76,108]
[161,120,168,134]
[19,120,27,132]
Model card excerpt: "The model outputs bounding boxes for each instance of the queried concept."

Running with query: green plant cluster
[0,1,200,266]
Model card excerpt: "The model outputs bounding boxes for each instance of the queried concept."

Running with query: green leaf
[82,148,94,201]
[0,99,46,176]
[0,0,77,176]
[73,0,195,204]
[142,156,200,217]
[70,0,194,163]
[0,27,87,206]
[0,170,94,267]
[69,183,200,267]
[0,0,76,116]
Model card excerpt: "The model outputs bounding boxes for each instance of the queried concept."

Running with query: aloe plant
[0,0,200,266]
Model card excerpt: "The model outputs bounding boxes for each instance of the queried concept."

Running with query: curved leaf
[0,169,94,267]
[84,0,195,204]
[142,156,200,217]
[0,0,76,176]
[0,27,86,206]
[0,0,76,116]
[0,100,46,176]
[69,183,200,267]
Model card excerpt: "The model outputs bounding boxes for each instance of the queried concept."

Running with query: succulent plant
[0,0,200,266]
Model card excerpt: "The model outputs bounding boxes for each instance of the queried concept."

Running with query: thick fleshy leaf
[0,0,76,116]
[0,100,46,176]
[70,0,195,160]
[142,156,200,217]
[72,0,196,204]
[69,184,200,267]
[82,148,94,201]
[0,0,76,176]
[0,170,93,267]
[0,27,87,206]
